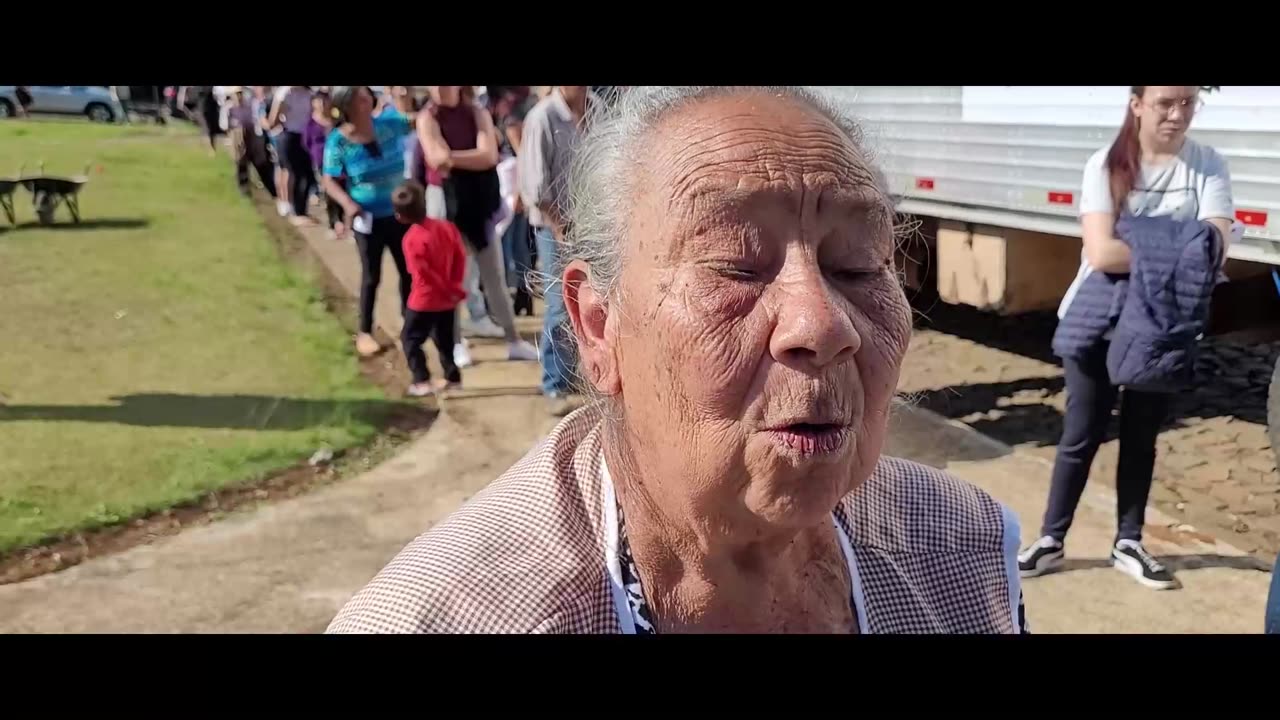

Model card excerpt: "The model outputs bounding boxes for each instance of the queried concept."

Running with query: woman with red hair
[1019,86,1235,591]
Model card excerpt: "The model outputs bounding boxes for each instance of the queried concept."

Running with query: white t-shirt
[1057,137,1234,319]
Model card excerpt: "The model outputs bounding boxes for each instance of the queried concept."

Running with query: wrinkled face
[571,92,912,533]
[1131,85,1200,145]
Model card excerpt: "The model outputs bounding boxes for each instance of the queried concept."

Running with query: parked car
[113,85,170,122]
[0,86,125,122]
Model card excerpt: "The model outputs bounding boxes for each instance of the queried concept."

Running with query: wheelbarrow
[19,163,90,225]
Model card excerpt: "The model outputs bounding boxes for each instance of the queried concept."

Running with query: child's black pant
[402,308,460,385]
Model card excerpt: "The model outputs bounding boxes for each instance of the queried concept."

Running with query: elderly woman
[328,86,1026,634]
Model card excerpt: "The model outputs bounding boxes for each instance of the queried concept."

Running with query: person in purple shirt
[304,92,345,237]
[303,93,331,169]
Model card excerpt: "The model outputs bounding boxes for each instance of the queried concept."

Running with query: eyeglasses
[1146,95,1205,116]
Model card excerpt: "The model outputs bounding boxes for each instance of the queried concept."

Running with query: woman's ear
[562,260,621,395]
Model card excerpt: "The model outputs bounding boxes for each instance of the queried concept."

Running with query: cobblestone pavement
[898,296,1280,565]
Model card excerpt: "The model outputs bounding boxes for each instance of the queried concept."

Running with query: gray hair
[562,86,878,303]
[553,85,885,394]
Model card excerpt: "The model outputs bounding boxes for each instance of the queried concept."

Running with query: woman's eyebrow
[686,181,884,212]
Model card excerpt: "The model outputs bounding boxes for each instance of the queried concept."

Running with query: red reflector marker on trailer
[1235,209,1268,227]
[1048,191,1074,205]
[915,178,935,190]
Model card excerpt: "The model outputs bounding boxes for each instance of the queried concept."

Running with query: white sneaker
[276,200,290,217]
[1017,536,1064,578]
[1112,540,1178,590]
[463,317,506,339]
[407,383,435,397]
[508,339,539,361]
[453,342,473,369]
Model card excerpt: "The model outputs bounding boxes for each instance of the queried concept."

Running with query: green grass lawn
[0,120,394,552]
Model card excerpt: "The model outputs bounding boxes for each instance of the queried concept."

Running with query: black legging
[199,93,221,149]
[1039,347,1171,544]
[355,216,411,334]
[279,130,315,217]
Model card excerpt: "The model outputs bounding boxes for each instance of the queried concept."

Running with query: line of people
[221,85,600,416]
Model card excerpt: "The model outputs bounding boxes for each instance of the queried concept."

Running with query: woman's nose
[768,274,862,371]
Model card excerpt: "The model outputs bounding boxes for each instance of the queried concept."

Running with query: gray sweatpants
[459,215,517,343]
[425,186,519,345]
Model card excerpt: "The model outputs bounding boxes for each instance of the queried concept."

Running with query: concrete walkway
[0,220,1270,633]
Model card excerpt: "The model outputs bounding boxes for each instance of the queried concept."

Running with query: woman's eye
[714,264,760,281]
[830,268,877,283]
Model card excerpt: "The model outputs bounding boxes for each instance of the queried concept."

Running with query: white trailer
[821,86,1280,459]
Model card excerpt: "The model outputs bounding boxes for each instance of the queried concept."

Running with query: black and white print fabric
[615,502,657,634]
[615,502,868,635]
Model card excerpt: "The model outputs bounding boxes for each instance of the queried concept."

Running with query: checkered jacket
[327,408,1023,634]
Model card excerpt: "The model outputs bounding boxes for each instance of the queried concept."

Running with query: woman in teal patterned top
[322,86,418,358]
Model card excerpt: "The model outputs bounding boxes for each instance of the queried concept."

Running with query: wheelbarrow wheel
[35,191,57,225]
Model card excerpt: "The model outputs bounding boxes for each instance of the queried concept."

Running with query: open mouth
[766,422,850,456]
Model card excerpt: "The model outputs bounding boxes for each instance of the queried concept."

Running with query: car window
[71,86,88,93]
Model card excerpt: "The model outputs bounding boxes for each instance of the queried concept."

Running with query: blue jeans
[502,212,533,292]
[1267,553,1280,634]
[535,226,573,395]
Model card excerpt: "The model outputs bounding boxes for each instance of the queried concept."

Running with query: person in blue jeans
[535,225,574,408]
[518,86,597,416]
[1267,553,1280,634]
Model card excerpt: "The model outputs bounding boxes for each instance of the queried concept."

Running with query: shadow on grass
[11,218,150,232]
[0,393,405,430]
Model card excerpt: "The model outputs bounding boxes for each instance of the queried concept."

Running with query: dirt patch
[0,192,432,586]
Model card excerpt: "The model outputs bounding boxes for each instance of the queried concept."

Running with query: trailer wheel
[1271,355,1280,471]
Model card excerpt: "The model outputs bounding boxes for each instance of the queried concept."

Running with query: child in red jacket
[393,180,467,397]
